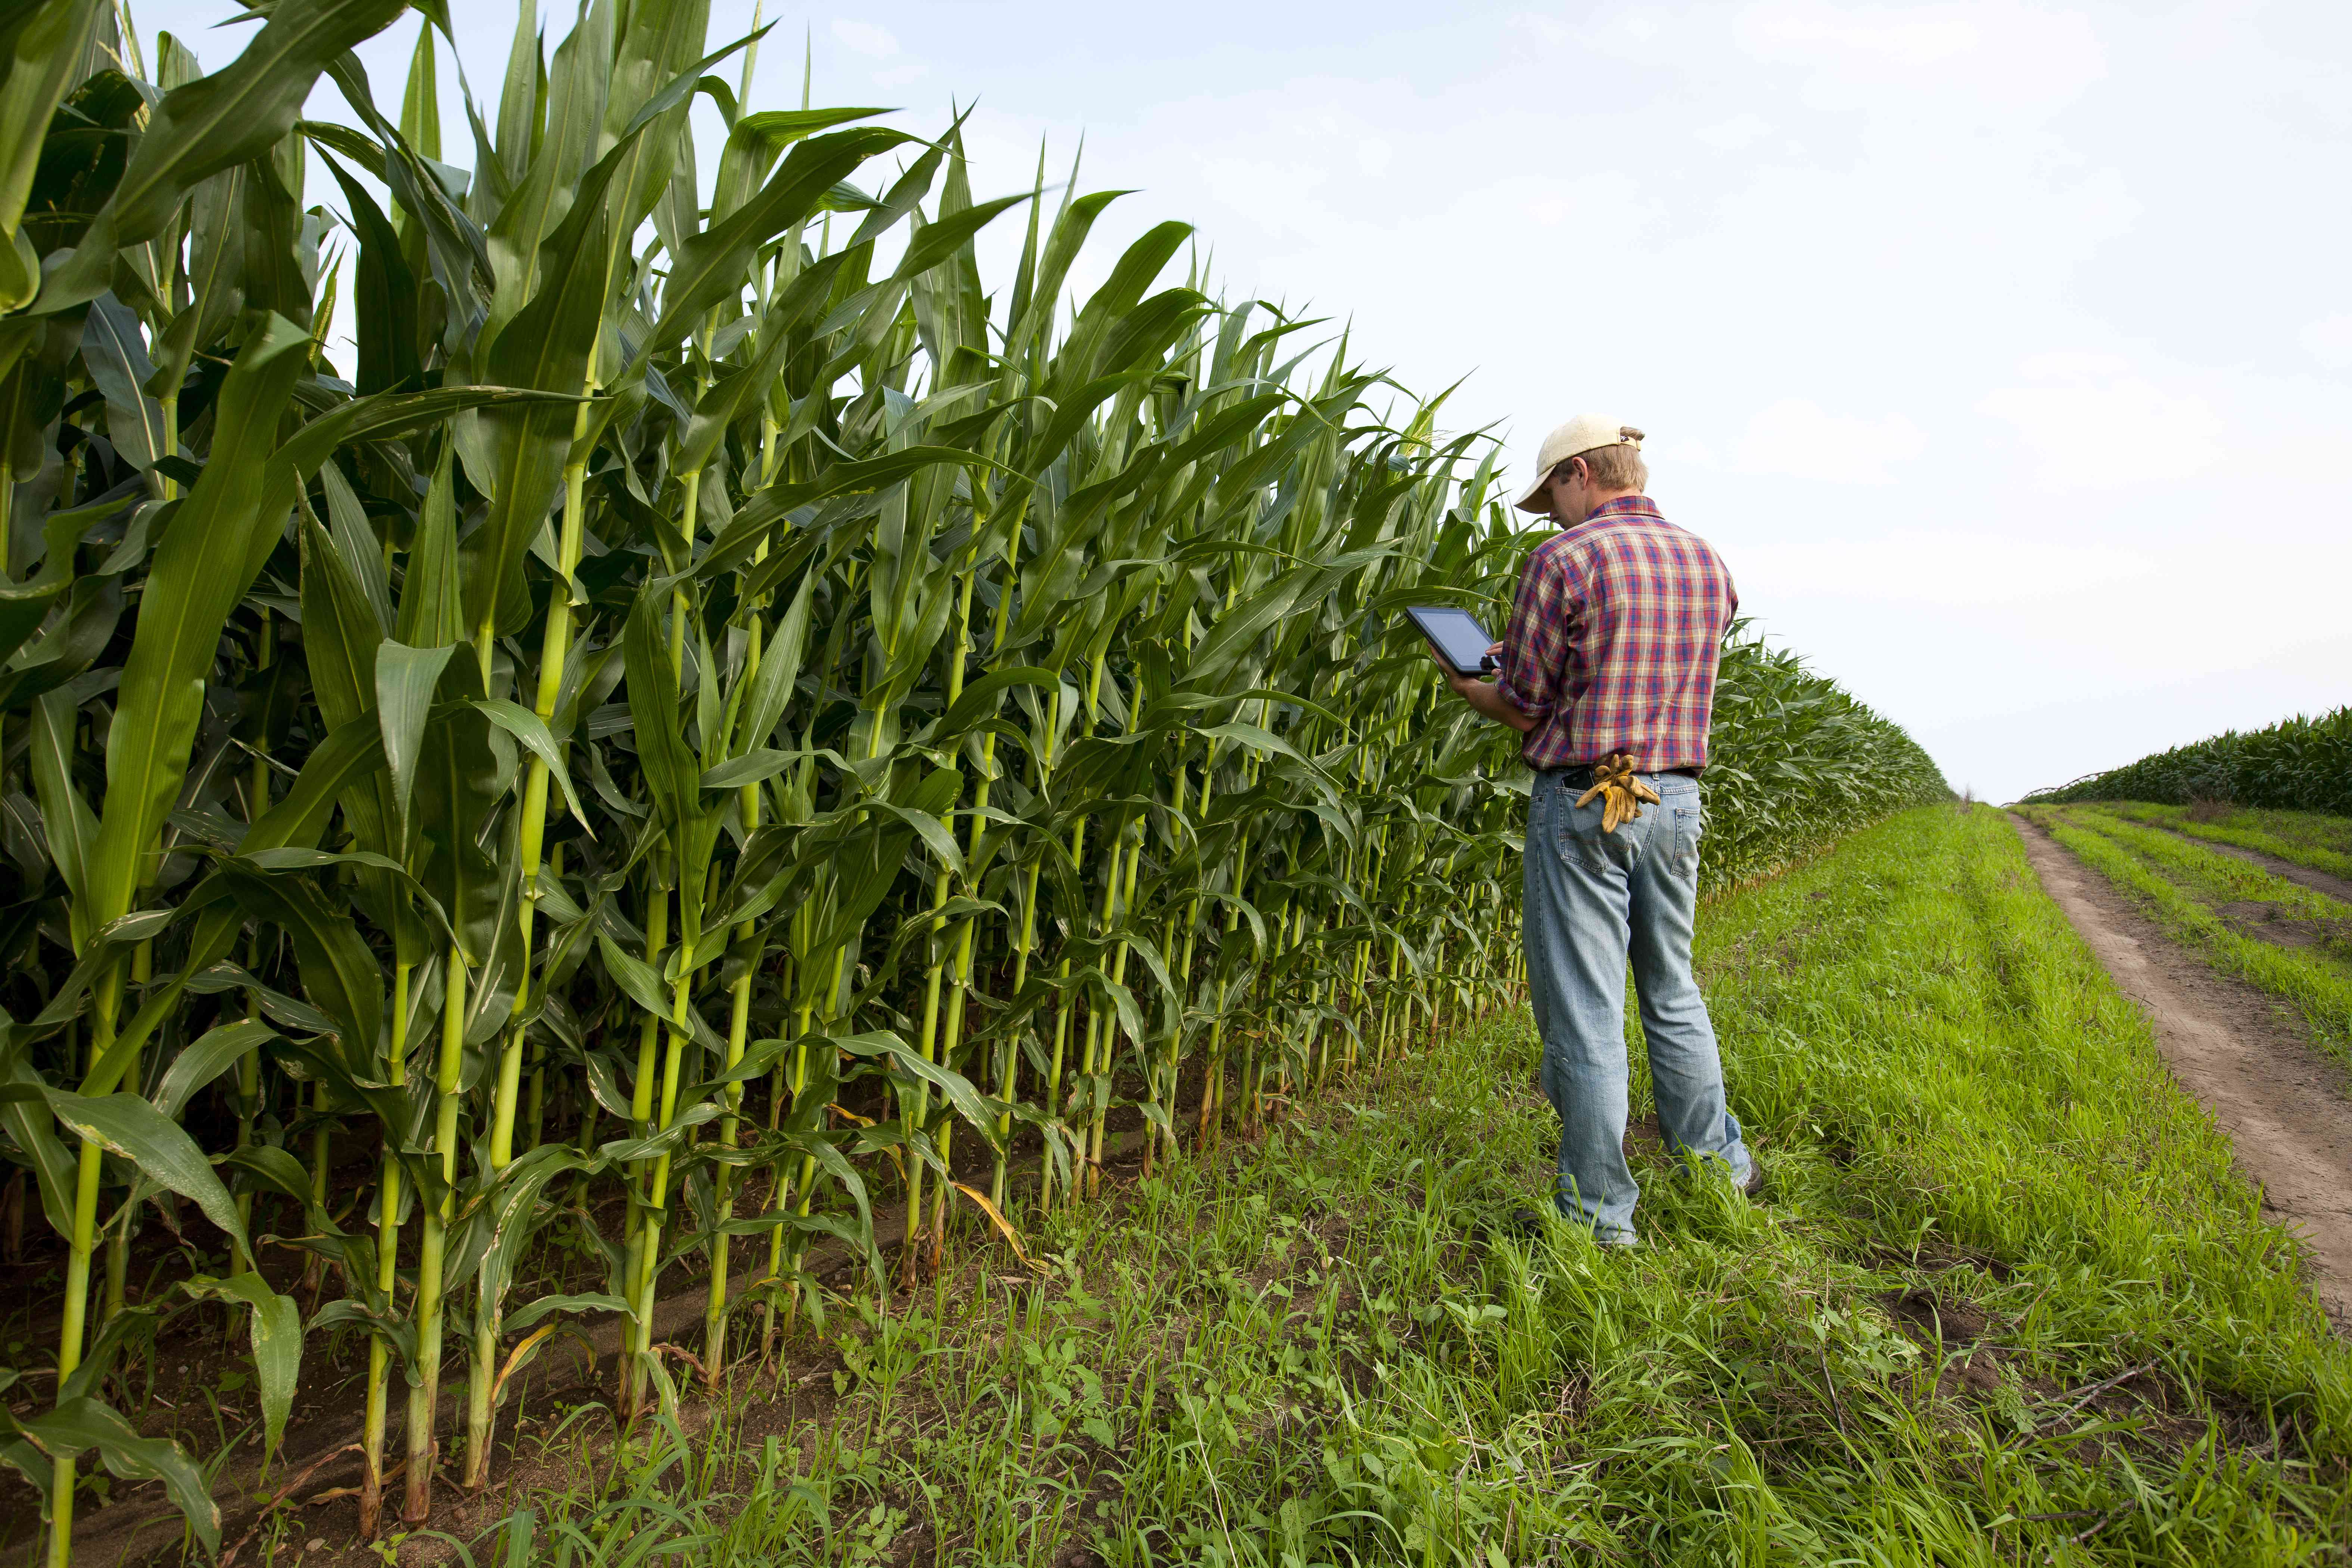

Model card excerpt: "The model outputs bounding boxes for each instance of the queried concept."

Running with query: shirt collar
[1587,495,1659,521]
[1554,494,1661,543]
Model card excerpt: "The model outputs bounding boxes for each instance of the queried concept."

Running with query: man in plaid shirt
[1429,414,1755,1246]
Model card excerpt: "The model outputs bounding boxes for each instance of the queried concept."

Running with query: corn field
[2023,705,2352,816]
[0,4,1945,1562]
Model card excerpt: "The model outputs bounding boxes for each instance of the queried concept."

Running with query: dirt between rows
[2009,813,2352,1330]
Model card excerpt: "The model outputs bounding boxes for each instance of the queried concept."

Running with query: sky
[140,0,2352,801]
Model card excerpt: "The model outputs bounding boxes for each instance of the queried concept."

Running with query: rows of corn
[2025,705,2352,815]
[0,3,1947,1562]
[1693,630,1947,890]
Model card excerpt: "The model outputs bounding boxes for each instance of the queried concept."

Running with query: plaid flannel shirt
[1496,496,1736,773]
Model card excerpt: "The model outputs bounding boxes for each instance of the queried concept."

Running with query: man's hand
[1424,640,1537,734]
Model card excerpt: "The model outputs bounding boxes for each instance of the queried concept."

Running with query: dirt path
[2010,813,2352,1330]
[2149,821,2352,907]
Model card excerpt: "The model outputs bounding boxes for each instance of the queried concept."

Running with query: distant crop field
[2026,707,2352,816]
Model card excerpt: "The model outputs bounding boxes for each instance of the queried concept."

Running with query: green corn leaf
[505,1290,631,1334]
[85,311,310,932]
[733,566,816,752]
[396,441,466,641]
[448,1142,598,1304]
[592,931,724,1055]
[1,1396,220,1550]
[413,669,505,970]
[28,688,97,943]
[220,1144,318,1208]
[594,1101,722,1164]
[40,1088,252,1260]
[710,106,889,218]
[0,0,107,241]
[178,1271,302,1460]
[299,518,386,729]
[37,0,412,313]
[834,1033,999,1151]
[315,146,424,395]
[208,864,386,1072]
[459,131,640,641]
[0,1054,76,1242]
[926,666,1059,749]
[475,698,592,833]
[648,125,917,353]
[697,748,800,792]
[150,1017,276,1118]
[77,293,168,469]
[376,639,456,827]
[621,581,699,830]
[240,712,394,858]
[315,461,393,630]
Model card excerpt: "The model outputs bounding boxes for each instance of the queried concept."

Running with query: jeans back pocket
[1673,804,1702,878]
[1556,785,1625,875]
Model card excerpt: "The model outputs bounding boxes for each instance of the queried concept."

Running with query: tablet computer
[1404,606,1497,678]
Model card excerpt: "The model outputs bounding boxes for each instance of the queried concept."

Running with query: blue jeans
[1524,768,1751,1241]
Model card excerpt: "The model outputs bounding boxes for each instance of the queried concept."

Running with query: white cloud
[1729,398,1925,483]
[2301,312,2352,370]
[1738,1,1980,66]
[1507,11,1573,47]
[1644,435,1718,469]
[1737,529,2156,606]
[1499,170,1656,233]
[1694,112,1773,151]
[1978,356,2222,488]
[830,19,898,58]
[1729,0,2107,119]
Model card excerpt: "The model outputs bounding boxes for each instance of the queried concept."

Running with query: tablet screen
[1406,606,1494,675]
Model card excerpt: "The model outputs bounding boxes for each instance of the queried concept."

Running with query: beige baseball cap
[1513,414,1642,512]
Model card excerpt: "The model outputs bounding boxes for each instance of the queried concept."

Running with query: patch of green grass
[2030,805,2352,1063]
[415,805,2349,1567]
[2104,802,2352,884]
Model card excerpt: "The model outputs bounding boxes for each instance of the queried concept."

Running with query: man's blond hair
[1553,426,1648,492]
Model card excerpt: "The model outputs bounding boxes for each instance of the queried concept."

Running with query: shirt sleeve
[1497,544,1571,723]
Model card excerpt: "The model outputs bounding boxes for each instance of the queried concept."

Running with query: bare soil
[2216,900,2331,950]
[2010,813,2352,1329]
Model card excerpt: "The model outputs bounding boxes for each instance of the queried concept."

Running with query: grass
[365,803,2351,1567]
[2025,805,2352,1066]
[2101,802,2352,885]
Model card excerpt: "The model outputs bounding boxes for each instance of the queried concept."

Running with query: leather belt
[1546,763,1700,786]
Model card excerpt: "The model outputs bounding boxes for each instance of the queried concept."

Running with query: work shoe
[1741,1158,1765,1199]
[1505,1207,1637,1248]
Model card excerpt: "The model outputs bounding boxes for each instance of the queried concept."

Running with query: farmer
[1428,414,1756,1246]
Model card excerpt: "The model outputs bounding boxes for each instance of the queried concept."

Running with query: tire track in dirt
[2010,812,2352,1331]
[2144,821,2352,908]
